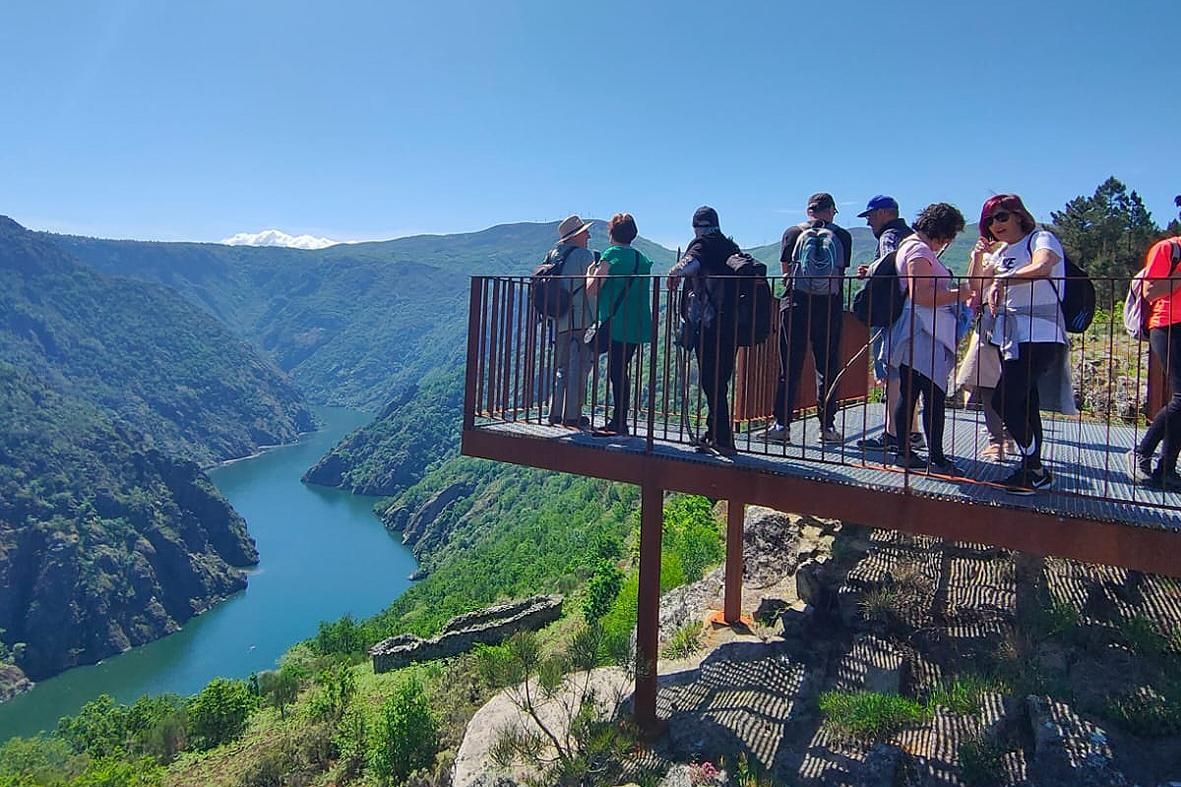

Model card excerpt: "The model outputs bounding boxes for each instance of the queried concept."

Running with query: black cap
[807,192,836,212]
[692,205,720,228]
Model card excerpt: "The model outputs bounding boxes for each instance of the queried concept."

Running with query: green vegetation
[368,678,439,784]
[818,690,929,740]
[661,622,705,660]
[958,735,1007,787]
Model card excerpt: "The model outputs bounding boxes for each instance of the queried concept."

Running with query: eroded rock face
[0,664,33,703]
[370,595,563,673]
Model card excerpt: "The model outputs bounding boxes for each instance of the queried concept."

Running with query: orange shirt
[1146,237,1181,329]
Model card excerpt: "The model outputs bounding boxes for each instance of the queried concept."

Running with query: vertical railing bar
[647,276,659,453]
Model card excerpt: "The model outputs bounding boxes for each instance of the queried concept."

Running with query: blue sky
[1,0,1176,250]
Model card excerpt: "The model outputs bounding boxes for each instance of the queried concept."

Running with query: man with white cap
[546,215,598,427]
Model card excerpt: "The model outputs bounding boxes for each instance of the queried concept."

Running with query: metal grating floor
[473,404,1181,533]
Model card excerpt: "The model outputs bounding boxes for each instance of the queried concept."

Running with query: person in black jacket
[667,205,742,455]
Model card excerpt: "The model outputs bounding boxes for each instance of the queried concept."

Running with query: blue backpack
[791,223,844,296]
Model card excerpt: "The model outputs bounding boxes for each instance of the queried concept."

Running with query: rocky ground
[456,506,1181,786]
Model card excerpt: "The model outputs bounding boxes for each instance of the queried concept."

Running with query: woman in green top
[586,212,653,436]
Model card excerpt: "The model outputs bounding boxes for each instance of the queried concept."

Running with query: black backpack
[725,252,773,347]
[530,246,576,319]
[852,250,905,328]
[1027,235,1095,333]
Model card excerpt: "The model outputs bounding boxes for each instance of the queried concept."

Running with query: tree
[1051,176,1161,304]
[186,678,258,750]
[368,677,439,785]
[257,666,301,719]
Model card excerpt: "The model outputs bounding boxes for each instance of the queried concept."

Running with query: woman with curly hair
[889,202,971,475]
[979,193,1068,494]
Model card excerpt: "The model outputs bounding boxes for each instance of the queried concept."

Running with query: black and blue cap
[857,195,899,218]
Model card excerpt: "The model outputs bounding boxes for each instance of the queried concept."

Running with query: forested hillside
[0,217,314,684]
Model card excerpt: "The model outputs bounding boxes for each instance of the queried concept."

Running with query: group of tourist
[540,194,1181,496]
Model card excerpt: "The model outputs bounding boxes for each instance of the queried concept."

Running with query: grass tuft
[818,690,928,740]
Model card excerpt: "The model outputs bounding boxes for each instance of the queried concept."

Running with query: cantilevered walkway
[461,274,1181,727]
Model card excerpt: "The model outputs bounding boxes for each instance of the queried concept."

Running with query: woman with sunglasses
[978,194,1067,494]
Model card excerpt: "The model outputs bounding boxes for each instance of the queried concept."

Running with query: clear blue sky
[1,0,1176,250]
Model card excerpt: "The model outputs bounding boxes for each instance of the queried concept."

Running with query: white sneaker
[759,424,791,443]
[819,427,844,444]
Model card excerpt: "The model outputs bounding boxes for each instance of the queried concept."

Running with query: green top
[596,245,653,344]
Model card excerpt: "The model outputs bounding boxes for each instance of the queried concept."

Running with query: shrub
[582,559,624,622]
[958,736,1006,787]
[368,677,439,785]
[306,664,356,722]
[661,622,704,660]
[186,678,258,750]
[257,666,301,719]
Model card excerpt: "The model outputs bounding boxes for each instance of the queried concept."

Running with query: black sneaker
[1003,467,1052,495]
[909,431,926,451]
[1127,449,1154,482]
[857,434,895,451]
[894,451,926,470]
[927,458,962,477]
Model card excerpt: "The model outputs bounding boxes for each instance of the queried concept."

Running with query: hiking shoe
[592,422,628,437]
[561,416,590,429]
[759,424,791,443]
[927,458,962,477]
[1003,467,1052,495]
[894,451,926,470]
[856,434,895,451]
[909,432,926,451]
[1127,449,1154,482]
[1146,468,1181,492]
[819,427,844,444]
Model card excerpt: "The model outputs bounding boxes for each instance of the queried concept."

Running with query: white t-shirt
[990,230,1067,350]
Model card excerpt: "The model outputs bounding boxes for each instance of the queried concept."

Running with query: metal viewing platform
[461,273,1181,728]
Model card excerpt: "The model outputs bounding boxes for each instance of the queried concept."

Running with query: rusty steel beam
[461,428,1181,578]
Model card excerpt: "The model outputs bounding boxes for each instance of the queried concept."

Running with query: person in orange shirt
[1129,213,1181,489]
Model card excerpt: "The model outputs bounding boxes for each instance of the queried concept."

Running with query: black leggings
[1138,326,1181,473]
[992,342,1058,469]
[607,340,639,432]
[894,365,947,464]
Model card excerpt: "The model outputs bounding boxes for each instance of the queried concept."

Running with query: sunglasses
[986,211,1013,226]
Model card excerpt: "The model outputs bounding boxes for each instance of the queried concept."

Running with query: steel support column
[634,481,663,731]
[724,500,745,623]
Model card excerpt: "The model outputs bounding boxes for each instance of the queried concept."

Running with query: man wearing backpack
[853,195,921,452]
[546,214,597,427]
[1128,227,1181,490]
[764,193,853,444]
[667,206,743,455]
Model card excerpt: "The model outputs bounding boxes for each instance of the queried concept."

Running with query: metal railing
[464,273,1179,513]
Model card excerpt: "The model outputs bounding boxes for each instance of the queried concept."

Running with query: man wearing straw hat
[547,214,598,428]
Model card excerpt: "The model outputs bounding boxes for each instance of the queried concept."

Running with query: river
[0,406,416,741]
